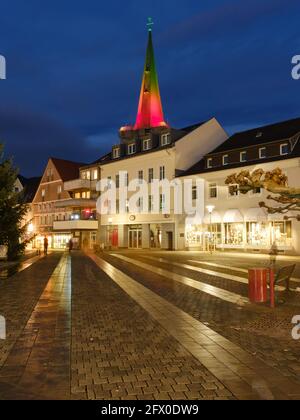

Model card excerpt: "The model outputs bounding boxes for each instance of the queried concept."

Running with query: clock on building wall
[129,215,136,222]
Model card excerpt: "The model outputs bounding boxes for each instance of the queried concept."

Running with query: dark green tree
[0,143,29,261]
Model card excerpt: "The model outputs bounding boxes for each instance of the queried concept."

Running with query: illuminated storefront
[185,208,293,251]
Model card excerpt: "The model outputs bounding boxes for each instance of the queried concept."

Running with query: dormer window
[161,133,171,147]
[240,151,247,162]
[223,155,229,166]
[143,139,152,151]
[113,148,120,159]
[259,147,266,159]
[207,158,213,169]
[256,132,263,138]
[280,143,289,156]
[128,143,136,155]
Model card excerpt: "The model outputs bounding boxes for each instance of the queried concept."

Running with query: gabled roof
[210,117,300,154]
[182,116,300,177]
[50,158,87,181]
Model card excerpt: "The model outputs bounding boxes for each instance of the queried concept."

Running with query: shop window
[225,223,244,245]
[209,183,218,199]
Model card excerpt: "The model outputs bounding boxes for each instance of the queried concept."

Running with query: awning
[244,207,267,222]
[223,209,244,223]
[185,213,203,226]
[203,211,222,224]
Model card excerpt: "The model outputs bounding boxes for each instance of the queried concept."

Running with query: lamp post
[108,218,113,251]
[206,205,215,254]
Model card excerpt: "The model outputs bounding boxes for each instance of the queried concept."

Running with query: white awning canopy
[203,211,222,224]
[223,209,244,223]
[244,207,267,222]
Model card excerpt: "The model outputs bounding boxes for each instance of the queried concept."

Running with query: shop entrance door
[129,229,142,249]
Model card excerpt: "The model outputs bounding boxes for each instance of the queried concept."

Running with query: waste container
[248,268,268,303]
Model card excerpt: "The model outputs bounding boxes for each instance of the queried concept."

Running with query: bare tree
[225,168,300,221]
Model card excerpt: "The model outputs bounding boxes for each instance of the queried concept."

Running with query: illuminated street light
[206,205,215,254]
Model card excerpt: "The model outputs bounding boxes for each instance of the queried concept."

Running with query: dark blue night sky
[0,0,300,176]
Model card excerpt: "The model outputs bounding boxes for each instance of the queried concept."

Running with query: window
[92,169,98,180]
[41,189,45,201]
[116,174,120,189]
[113,148,120,159]
[256,132,263,138]
[240,151,247,162]
[143,139,152,151]
[126,173,129,187]
[57,185,62,199]
[126,199,129,213]
[280,143,289,155]
[107,176,112,190]
[138,197,143,212]
[192,186,197,201]
[228,184,239,197]
[259,147,267,159]
[223,155,229,166]
[81,171,91,180]
[160,194,166,212]
[160,166,166,181]
[128,143,136,155]
[75,192,81,199]
[149,168,154,183]
[209,183,218,199]
[252,187,261,195]
[149,195,154,213]
[138,170,144,184]
[207,158,213,169]
[161,133,171,147]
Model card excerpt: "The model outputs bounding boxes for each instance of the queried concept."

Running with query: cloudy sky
[0,0,300,176]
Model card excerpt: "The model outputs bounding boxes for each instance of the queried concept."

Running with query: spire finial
[147,17,154,32]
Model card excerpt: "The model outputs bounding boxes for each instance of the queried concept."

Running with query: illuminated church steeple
[120,19,168,136]
[134,18,167,130]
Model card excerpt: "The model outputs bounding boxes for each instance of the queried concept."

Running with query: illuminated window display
[224,223,244,245]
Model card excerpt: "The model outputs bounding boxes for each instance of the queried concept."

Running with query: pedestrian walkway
[72,253,233,400]
[90,254,300,400]
[111,254,249,306]
[0,254,71,399]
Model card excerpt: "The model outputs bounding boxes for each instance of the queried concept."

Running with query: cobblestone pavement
[1,250,300,400]
[71,253,234,400]
[0,253,61,371]
[101,251,300,385]
[0,253,69,399]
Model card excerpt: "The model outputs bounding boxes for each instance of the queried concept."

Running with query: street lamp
[206,205,215,254]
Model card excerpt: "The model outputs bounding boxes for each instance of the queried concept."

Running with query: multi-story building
[98,27,228,250]
[32,157,86,249]
[54,160,102,250]
[181,117,300,254]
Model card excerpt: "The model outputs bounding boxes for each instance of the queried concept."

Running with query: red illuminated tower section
[134,24,167,130]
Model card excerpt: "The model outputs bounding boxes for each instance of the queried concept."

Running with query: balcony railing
[53,219,98,231]
[64,178,98,192]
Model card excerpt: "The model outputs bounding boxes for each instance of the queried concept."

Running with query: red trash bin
[248,268,268,303]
